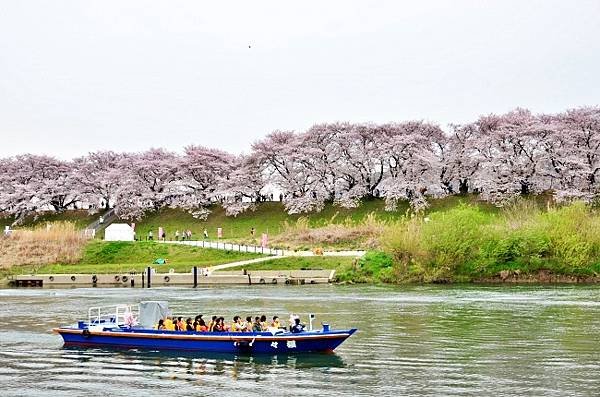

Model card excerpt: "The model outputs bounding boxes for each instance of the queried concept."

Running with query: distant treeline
[0,106,599,222]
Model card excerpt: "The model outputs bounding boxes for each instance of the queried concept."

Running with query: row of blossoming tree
[0,106,599,223]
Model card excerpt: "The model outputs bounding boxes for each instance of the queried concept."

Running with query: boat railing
[88,304,140,326]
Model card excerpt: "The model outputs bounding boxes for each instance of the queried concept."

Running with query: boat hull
[54,328,356,354]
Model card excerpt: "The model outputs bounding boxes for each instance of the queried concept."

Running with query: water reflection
[63,345,346,370]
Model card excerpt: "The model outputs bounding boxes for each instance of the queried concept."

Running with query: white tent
[104,223,135,241]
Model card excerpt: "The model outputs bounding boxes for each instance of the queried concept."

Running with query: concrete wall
[9,268,335,287]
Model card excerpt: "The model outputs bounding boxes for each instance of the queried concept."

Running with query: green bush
[378,200,600,282]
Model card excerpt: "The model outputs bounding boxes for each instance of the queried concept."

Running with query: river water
[1,284,600,396]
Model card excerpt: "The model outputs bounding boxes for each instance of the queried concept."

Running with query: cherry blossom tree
[552,107,600,201]
[378,121,447,211]
[2,106,600,219]
[329,123,386,208]
[252,130,324,213]
[215,154,265,216]
[114,149,182,219]
[72,151,124,210]
[0,155,78,223]
[175,145,235,216]
[470,109,549,204]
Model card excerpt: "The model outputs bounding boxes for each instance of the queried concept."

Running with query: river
[1,284,599,396]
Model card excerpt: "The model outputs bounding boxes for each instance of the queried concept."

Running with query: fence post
[146,266,152,288]
[193,266,198,288]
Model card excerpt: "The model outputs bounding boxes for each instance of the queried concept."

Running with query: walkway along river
[1,284,600,396]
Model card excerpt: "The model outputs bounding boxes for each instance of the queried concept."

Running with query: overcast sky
[1,0,599,159]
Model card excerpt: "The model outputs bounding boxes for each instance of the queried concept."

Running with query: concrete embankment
[6,268,335,288]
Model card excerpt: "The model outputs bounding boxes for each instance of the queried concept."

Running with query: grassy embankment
[0,236,263,277]
[6,196,600,284]
[339,201,600,283]
[119,196,490,250]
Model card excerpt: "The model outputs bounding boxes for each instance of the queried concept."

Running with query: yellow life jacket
[164,319,174,331]
[271,320,281,328]
[233,322,244,332]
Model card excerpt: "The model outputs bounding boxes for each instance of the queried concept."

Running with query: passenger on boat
[290,318,305,333]
[186,318,194,331]
[176,317,185,331]
[208,315,217,332]
[194,315,207,332]
[231,316,244,332]
[157,319,166,330]
[259,315,268,331]
[288,313,299,330]
[164,316,175,331]
[213,317,225,332]
[244,316,252,331]
[222,317,230,331]
[252,316,262,332]
[271,316,281,329]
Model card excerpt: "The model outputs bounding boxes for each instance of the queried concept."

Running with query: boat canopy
[139,301,170,329]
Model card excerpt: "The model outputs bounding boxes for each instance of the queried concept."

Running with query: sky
[0,0,599,159]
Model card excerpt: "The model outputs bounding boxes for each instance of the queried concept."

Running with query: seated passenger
[195,315,207,332]
[271,316,281,329]
[213,317,225,332]
[244,316,253,331]
[222,317,231,331]
[231,316,244,332]
[290,318,305,333]
[186,318,194,331]
[164,316,175,331]
[252,316,262,332]
[176,317,185,331]
[157,319,166,330]
[259,315,268,331]
[208,315,217,332]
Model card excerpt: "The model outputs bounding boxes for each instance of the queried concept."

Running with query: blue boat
[53,301,357,354]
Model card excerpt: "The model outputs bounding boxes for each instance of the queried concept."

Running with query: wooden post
[146,266,152,288]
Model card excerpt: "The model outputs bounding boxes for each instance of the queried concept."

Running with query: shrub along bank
[340,202,600,283]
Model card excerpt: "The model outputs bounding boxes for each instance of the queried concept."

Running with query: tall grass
[271,213,385,250]
[377,201,600,282]
[0,222,88,269]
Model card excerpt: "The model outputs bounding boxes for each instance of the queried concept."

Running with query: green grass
[379,201,600,283]
[5,241,262,275]
[81,241,260,264]
[221,256,357,271]
[118,196,496,243]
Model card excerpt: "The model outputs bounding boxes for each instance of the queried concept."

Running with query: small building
[104,223,135,241]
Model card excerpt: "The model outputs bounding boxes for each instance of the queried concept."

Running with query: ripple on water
[1,285,600,396]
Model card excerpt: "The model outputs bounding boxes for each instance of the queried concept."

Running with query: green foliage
[337,251,394,283]
[81,241,260,265]
[379,200,600,282]
[225,256,355,271]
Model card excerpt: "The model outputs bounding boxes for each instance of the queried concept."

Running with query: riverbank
[5,197,600,285]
